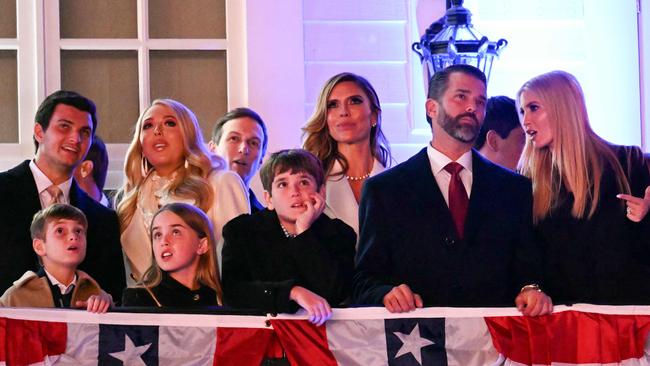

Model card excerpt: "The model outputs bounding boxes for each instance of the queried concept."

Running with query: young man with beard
[0,91,125,302]
[353,65,552,315]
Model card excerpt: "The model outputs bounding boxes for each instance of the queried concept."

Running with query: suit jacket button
[264,289,272,296]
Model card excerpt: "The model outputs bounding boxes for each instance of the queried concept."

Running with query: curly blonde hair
[302,72,391,176]
[116,99,226,230]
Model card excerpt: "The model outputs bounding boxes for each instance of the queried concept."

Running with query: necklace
[345,172,371,181]
[280,224,296,238]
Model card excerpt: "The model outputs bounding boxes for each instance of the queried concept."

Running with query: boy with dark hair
[222,149,355,325]
[0,204,112,313]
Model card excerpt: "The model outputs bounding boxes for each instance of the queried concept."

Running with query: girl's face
[519,90,553,149]
[325,81,376,146]
[139,104,186,176]
[151,210,207,283]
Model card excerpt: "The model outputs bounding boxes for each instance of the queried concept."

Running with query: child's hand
[295,192,325,235]
[75,293,112,313]
[289,286,332,326]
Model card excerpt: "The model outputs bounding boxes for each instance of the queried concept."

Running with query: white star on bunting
[393,323,435,365]
[108,334,151,366]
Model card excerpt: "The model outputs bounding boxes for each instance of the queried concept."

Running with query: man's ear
[425,98,439,121]
[79,160,94,179]
[263,190,274,210]
[33,238,46,257]
[207,140,217,153]
[196,237,209,255]
[486,130,501,152]
[34,123,45,145]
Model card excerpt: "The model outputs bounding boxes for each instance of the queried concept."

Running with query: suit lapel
[405,149,457,240]
[464,151,495,241]
[10,161,42,216]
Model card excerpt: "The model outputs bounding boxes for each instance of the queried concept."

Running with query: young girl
[122,203,222,307]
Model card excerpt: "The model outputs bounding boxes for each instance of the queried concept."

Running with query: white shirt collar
[29,160,73,203]
[99,192,110,207]
[43,268,77,295]
[426,143,473,175]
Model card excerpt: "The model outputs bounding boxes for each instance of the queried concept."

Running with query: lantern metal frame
[412,0,507,83]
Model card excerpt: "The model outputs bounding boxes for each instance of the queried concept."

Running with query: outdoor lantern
[412,0,507,83]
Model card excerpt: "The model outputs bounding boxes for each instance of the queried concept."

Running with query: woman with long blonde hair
[122,203,222,306]
[518,70,650,304]
[116,99,249,283]
[303,73,392,237]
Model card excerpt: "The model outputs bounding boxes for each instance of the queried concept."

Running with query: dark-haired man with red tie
[353,65,552,316]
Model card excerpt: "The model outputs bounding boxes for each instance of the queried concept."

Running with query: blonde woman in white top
[116,99,249,283]
[303,73,392,238]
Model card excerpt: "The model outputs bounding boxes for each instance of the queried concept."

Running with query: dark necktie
[444,162,469,239]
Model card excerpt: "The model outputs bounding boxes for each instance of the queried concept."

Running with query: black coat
[0,160,125,302]
[536,145,650,305]
[353,148,542,307]
[122,273,218,307]
[221,209,356,313]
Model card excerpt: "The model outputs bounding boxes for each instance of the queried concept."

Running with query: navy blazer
[0,160,125,302]
[353,148,542,307]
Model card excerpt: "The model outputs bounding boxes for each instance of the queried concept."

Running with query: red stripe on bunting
[214,327,274,366]
[0,317,67,364]
[271,319,338,366]
[485,311,650,365]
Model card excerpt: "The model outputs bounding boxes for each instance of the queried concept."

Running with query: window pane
[149,0,225,39]
[60,0,137,38]
[61,50,140,143]
[0,50,17,143]
[0,0,16,38]
[150,50,227,140]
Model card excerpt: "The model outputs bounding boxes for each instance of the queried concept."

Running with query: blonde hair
[116,99,225,230]
[517,71,630,222]
[302,72,392,176]
[139,203,223,305]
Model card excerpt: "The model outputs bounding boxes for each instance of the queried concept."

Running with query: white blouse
[323,159,385,240]
[120,169,249,283]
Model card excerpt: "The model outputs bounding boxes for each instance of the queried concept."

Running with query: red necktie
[444,162,469,239]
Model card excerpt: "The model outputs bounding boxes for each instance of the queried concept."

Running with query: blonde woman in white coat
[116,99,249,283]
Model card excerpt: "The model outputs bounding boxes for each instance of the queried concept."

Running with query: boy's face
[264,169,324,226]
[33,219,87,270]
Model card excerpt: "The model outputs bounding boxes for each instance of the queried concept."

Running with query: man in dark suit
[353,65,552,316]
[209,107,268,213]
[0,90,125,302]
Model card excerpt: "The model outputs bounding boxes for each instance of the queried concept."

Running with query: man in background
[474,96,525,171]
[209,107,268,213]
[74,136,111,207]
